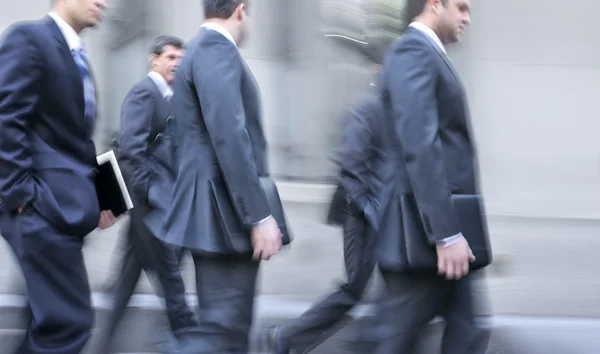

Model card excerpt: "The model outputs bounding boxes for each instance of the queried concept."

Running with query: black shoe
[266,326,290,354]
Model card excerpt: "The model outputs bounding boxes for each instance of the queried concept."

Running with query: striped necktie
[71,47,96,124]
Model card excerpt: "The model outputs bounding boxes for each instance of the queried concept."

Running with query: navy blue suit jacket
[0,17,100,236]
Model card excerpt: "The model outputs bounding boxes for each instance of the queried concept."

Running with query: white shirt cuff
[436,233,462,247]
[254,215,272,225]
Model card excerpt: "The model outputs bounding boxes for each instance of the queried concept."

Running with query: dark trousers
[179,254,259,354]
[280,207,377,353]
[100,207,196,352]
[374,271,483,354]
[0,209,93,354]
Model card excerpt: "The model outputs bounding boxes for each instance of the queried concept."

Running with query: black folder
[95,151,133,217]
[399,193,492,274]
[208,176,292,253]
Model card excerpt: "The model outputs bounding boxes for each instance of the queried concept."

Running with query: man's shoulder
[388,29,434,54]
[2,18,50,43]
[126,77,156,97]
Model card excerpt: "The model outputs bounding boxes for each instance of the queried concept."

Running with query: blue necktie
[71,47,96,124]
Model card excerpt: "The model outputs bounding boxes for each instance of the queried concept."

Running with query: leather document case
[209,176,292,253]
[95,150,133,217]
[399,193,492,274]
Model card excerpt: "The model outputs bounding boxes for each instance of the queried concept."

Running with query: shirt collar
[147,71,173,98]
[201,22,236,47]
[48,12,83,51]
[409,22,446,53]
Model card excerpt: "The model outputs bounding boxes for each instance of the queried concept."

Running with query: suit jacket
[0,17,100,236]
[327,93,387,230]
[118,76,173,205]
[118,76,175,235]
[376,27,479,270]
[160,28,273,253]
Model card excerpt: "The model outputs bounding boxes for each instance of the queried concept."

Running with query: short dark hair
[150,35,184,55]
[403,0,446,27]
[203,0,246,20]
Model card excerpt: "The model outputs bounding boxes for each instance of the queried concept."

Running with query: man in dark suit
[0,0,118,353]
[160,0,284,352]
[374,0,486,352]
[98,35,197,354]
[267,62,387,353]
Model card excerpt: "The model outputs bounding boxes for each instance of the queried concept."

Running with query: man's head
[203,0,249,46]
[149,36,184,85]
[406,0,471,44]
[52,0,107,33]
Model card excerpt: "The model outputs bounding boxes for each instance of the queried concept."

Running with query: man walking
[267,62,387,354]
[99,35,197,354]
[375,0,489,352]
[160,0,286,352]
[0,0,118,353]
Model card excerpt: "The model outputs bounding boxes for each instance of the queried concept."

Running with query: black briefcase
[398,193,492,274]
[209,176,292,253]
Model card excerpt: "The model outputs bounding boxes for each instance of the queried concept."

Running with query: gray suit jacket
[376,28,479,270]
[160,29,272,254]
[118,76,172,211]
[328,93,387,230]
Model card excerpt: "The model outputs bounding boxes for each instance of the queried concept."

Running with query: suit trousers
[99,206,196,353]
[374,270,487,354]
[280,205,377,353]
[179,253,259,354]
[0,208,94,354]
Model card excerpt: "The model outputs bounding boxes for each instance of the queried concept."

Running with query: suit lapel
[46,17,86,121]
[409,28,461,84]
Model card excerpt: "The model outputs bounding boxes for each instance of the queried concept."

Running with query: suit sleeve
[384,42,461,243]
[193,43,271,227]
[337,97,375,212]
[0,26,41,212]
[118,86,155,202]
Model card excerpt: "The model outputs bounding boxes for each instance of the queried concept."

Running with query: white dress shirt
[201,22,236,47]
[147,71,173,99]
[408,22,446,54]
[48,12,82,51]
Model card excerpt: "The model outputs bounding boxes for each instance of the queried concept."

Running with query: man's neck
[51,8,83,34]
[413,16,440,39]
[204,19,236,42]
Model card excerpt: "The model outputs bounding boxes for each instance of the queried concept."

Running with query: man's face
[151,45,184,85]
[437,0,471,44]
[62,0,107,29]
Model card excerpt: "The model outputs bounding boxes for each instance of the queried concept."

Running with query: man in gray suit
[100,35,197,353]
[374,0,487,352]
[267,61,387,354]
[160,0,284,352]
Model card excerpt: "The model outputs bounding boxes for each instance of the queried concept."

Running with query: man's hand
[436,235,475,280]
[98,210,118,229]
[251,216,282,261]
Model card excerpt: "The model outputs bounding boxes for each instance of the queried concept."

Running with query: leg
[145,231,197,333]
[97,219,144,353]
[277,213,375,352]
[440,276,479,354]
[180,254,259,354]
[470,270,492,354]
[374,271,447,354]
[0,210,93,354]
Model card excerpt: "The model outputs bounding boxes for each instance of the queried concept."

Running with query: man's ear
[236,3,246,21]
[148,54,157,68]
[431,0,444,14]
